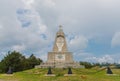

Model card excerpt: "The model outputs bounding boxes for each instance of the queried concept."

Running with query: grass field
[0,68,120,81]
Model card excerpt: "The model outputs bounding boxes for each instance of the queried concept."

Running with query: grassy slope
[0,68,120,81]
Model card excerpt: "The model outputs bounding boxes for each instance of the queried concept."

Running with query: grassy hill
[0,68,120,81]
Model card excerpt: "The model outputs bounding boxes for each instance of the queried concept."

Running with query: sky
[0,0,120,64]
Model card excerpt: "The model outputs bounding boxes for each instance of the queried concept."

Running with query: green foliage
[80,61,93,69]
[115,64,120,69]
[0,51,42,73]
[27,54,42,69]
[0,51,24,72]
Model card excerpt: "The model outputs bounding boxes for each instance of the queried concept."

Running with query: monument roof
[57,25,65,37]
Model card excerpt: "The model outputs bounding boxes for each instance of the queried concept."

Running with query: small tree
[27,54,42,69]
[0,51,43,73]
[80,61,93,69]
[0,51,25,72]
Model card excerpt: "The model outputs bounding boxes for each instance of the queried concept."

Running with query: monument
[35,25,83,68]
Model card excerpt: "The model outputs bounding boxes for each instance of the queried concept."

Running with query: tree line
[0,51,42,73]
[80,61,120,69]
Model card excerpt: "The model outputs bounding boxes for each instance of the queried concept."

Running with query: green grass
[0,68,120,81]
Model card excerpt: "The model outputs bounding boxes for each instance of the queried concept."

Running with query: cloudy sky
[0,0,120,63]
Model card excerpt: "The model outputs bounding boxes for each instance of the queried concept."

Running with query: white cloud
[73,52,93,61]
[98,55,114,63]
[111,32,120,47]
[22,0,35,8]
[42,0,56,7]
[0,0,120,62]
[68,35,88,50]
[0,24,2,29]
[0,0,51,60]
[118,61,120,64]
[76,52,93,57]
[12,44,26,52]
[37,25,47,34]
[86,55,114,63]
[0,52,7,56]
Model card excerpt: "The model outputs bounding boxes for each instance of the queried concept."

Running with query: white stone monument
[35,26,84,68]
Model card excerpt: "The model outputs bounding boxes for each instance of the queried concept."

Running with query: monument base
[35,62,84,68]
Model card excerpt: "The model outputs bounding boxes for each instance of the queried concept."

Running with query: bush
[0,51,42,73]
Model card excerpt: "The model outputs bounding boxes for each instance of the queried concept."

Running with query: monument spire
[52,25,68,52]
[59,25,63,32]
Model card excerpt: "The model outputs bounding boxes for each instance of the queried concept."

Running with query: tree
[27,54,42,69]
[0,51,25,72]
[80,61,93,69]
[0,51,43,73]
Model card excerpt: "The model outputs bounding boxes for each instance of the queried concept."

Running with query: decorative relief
[55,54,65,61]
[56,36,64,51]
